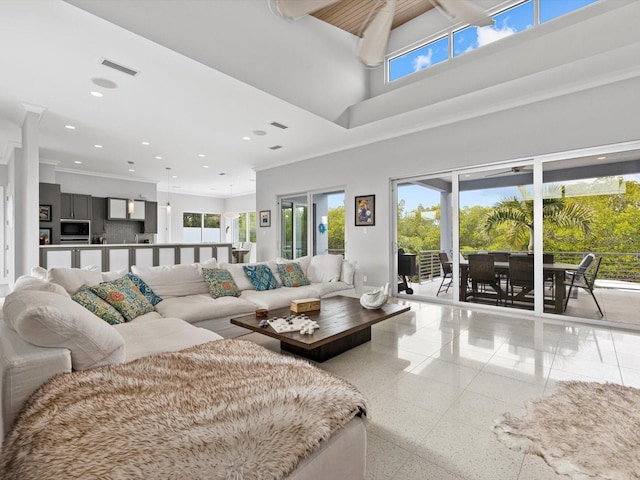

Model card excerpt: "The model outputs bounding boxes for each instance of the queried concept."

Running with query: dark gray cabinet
[92,197,107,235]
[61,193,91,219]
[144,201,158,233]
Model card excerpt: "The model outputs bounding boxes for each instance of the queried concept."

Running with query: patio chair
[437,252,453,296]
[468,254,504,305]
[563,254,603,316]
[508,255,534,307]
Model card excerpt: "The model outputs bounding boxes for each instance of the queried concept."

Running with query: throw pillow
[340,259,357,285]
[307,254,344,283]
[201,267,240,298]
[125,273,163,306]
[243,264,280,291]
[72,287,125,325]
[277,263,310,287]
[47,265,103,295]
[91,277,155,321]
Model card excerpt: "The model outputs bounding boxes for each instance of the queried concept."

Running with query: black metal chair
[397,249,416,294]
[437,252,453,296]
[563,254,603,316]
[508,255,534,306]
[468,254,504,305]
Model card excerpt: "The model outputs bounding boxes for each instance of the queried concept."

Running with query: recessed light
[203,165,209,168]
[94,144,103,149]
[65,125,76,130]
[198,153,205,158]
[91,77,118,89]
[242,136,251,141]
[74,160,82,164]
[597,156,607,160]
[141,141,150,146]
[252,130,266,136]
[90,91,103,98]
[172,175,178,179]
[128,169,135,172]
[155,156,162,160]
[219,172,230,176]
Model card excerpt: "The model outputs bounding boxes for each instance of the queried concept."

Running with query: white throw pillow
[131,263,209,297]
[196,257,218,275]
[2,290,125,371]
[102,269,127,282]
[13,275,71,297]
[30,266,48,280]
[340,259,357,285]
[48,266,102,295]
[307,254,344,283]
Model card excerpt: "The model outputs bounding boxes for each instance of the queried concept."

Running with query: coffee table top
[231,295,410,351]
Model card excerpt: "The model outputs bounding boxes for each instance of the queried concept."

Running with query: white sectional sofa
[0,254,365,479]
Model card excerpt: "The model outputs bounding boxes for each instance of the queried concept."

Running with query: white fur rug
[1,339,367,480]
[494,381,640,480]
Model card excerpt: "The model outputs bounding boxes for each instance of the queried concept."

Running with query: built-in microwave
[60,219,90,239]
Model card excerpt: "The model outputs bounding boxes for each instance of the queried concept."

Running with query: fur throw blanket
[1,339,367,480]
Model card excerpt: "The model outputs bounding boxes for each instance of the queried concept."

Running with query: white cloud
[476,23,517,48]
[412,49,433,72]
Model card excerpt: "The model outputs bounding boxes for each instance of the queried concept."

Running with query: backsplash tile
[101,221,143,244]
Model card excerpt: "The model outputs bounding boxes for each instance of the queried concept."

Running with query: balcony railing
[410,250,640,285]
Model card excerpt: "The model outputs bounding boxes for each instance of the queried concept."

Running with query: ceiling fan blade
[433,0,494,27]
[275,0,341,20]
[357,0,397,67]
[484,169,512,177]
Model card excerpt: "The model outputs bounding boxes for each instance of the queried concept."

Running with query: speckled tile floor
[243,300,640,480]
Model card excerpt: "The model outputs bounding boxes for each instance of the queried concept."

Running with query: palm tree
[484,186,593,252]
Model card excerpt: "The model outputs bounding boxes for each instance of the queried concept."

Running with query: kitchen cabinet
[107,198,128,220]
[130,200,145,220]
[144,201,158,233]
[61,193,91,219]
[92,197,107,235]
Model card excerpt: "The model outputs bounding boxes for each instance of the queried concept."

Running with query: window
[453,1,533,58]
[183,212,221,243]
[388,0,598,82]
[539,0,599,24]
[235,212,256,244]
[389,36,449,82]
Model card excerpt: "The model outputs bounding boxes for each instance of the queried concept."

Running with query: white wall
[157,191,225,244]
[257,76,640,286]
[56,171,157,201]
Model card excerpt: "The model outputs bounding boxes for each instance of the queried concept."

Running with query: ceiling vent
[269,145,283,150]
[270,121,288,130]
[101,59,139,77]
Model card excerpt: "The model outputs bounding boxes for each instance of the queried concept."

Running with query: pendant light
[166,167,172,215]
[223,183,240,220]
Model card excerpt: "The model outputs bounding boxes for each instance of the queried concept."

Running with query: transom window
[388,0,599,82]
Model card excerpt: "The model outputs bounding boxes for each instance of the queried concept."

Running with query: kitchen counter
[40,243,233,271]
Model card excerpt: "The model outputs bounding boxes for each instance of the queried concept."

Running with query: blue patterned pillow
[125,273,163,305]
[277,263,310,287]
[201,268,240,298]
[243,264,280,291]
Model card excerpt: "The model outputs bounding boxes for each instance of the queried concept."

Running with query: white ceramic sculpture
[360,283,390,309]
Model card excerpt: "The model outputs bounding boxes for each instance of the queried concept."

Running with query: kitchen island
[39,243,232,271]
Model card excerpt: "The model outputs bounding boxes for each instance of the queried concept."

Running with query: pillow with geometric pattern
[90,277,155,321]
[125,273,163,305]
[243,264,280,291]
[276,262,310,287]
[201,267,240,298]
[71,286,126,325]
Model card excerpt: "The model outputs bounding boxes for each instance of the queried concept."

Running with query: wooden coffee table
[231,295,410,362]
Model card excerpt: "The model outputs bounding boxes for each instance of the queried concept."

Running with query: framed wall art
[39,228,51,245]
[39,204,51,222]
[259,210,271,227]
[355,195,375,226]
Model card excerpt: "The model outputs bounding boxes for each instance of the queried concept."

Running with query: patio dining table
[452,260,580,313]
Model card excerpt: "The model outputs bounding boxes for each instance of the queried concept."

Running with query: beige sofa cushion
[13,275,70,297]
[47,266,103,295]
[240,286,321,310]
[154,294,256,323]
[131,263,209,297]
[114,317,222,362]
[307,254,344,283]
[2,290,125,371]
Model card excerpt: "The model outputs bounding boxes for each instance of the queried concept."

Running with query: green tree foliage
[328,206,345,252]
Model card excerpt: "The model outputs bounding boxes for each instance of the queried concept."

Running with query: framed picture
[355,195,375,226]
[259,210,271,227]
[39,204,52,222]
[39,228,51,245]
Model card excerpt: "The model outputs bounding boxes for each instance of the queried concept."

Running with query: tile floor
[243,300,640,480]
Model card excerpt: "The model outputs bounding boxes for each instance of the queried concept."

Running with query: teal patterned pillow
[277,263,310,287]
[90,277,155,321]
[125,273,163,305]
[72,287,125,325]
[201,268,240,298]
[243,264,280,291]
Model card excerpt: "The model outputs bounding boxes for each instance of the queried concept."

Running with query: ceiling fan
[273,0,494,67]
[485,166,533,177]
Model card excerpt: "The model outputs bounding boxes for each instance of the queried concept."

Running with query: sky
[389,0,599,82]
